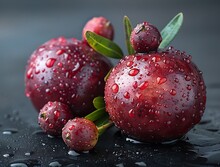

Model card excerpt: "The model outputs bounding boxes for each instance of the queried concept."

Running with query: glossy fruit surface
[62,118,98,151]
[38,101,73,136]
[105,47,206,142]
[25,37,112,116]
[130,22,162,53]
[82,16,114,43]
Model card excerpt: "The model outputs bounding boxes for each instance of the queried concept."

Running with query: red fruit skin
[82,16,114,42]
[38,101,73,136]
[25,37,112,116]
[130,22,162,53]
[105,48,206,142]
[62,118,98,151]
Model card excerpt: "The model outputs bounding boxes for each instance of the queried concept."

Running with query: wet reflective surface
[0,0,220,166]
[0,90,220,166]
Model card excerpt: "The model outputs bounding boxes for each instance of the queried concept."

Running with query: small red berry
[38,101,73,136]
[62,118,98,151]
[130,22,162,53]
[82,16,114,43]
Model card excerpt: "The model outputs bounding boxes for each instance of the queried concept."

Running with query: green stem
[85,107,106,122]
[97,121,113,136]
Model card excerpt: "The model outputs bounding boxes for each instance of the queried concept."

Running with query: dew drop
[157,77,167,85]
[26,68,33,79]
[128,68,139,76]
[46,58,56,68]
[187,85,192,90]
[135,161,147,166]
[170,89,176,96]
[49,161,62,167]
[133,81,138,89]
[139,81,148,90]
[124,92,130,99]
[68,150,80,156]
[10,163,28,167]
[56,49,65,56]
[126,61,134,67]
[128,109,135,118]
[185,75,191,81]
[54,111,60,120]
[68,125,75,130]
[112,83,119,93]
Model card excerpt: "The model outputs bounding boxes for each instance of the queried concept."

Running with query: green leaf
[85,108,106,122]
[123,16,135,55]
[104,68,112,82]
[95,114,109,127]
[86,31,123,59]
[93,96,105,109]
[159,13,184,49]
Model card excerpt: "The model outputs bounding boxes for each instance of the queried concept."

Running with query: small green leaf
[93,96,105,109]
[123,16,135,55]
[95,114,109,127]
[104,68,112,82]
[85,107,106,122]
[159,13,184,49]
[86,31,123,59]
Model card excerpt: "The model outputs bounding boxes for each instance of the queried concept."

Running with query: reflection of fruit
[25,37,112,116]
[130,22,162,53]
[38,101,73,136]
[62,118,98,151]
[105,47,206,142]
[82,16,114,43]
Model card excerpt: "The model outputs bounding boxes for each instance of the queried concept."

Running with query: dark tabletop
[0,0,220,166]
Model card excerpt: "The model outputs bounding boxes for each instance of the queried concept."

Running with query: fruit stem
[97,121,113,136]
[85,107,106,122]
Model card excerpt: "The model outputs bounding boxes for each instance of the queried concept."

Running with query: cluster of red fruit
[25,14,206,151]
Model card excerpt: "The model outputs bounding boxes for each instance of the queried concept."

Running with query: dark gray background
[0,0,220,166]
[0,0,220,109]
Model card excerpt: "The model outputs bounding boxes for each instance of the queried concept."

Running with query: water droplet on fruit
[128,109,135,118]
[187,85,192,90]
[124,92,130,99]
[170,89,176,96]
[56,49,64,56]
[174,78,179,83]
[133,81,138,89]
[126,61,134,67]
[112,83,119,93]
[157,77,167,85]
[54,111,60,120]
[46,58,56,68]
[49,124,54,129]
[139,81,148,90]
[182,117,186,122]
[129,68,139,76]
[152,56,161,62]
[72,62,80,72]
[68,125,75,130]
[26,68,33,79]
[185,75,191,81]
[57,62,63,68]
